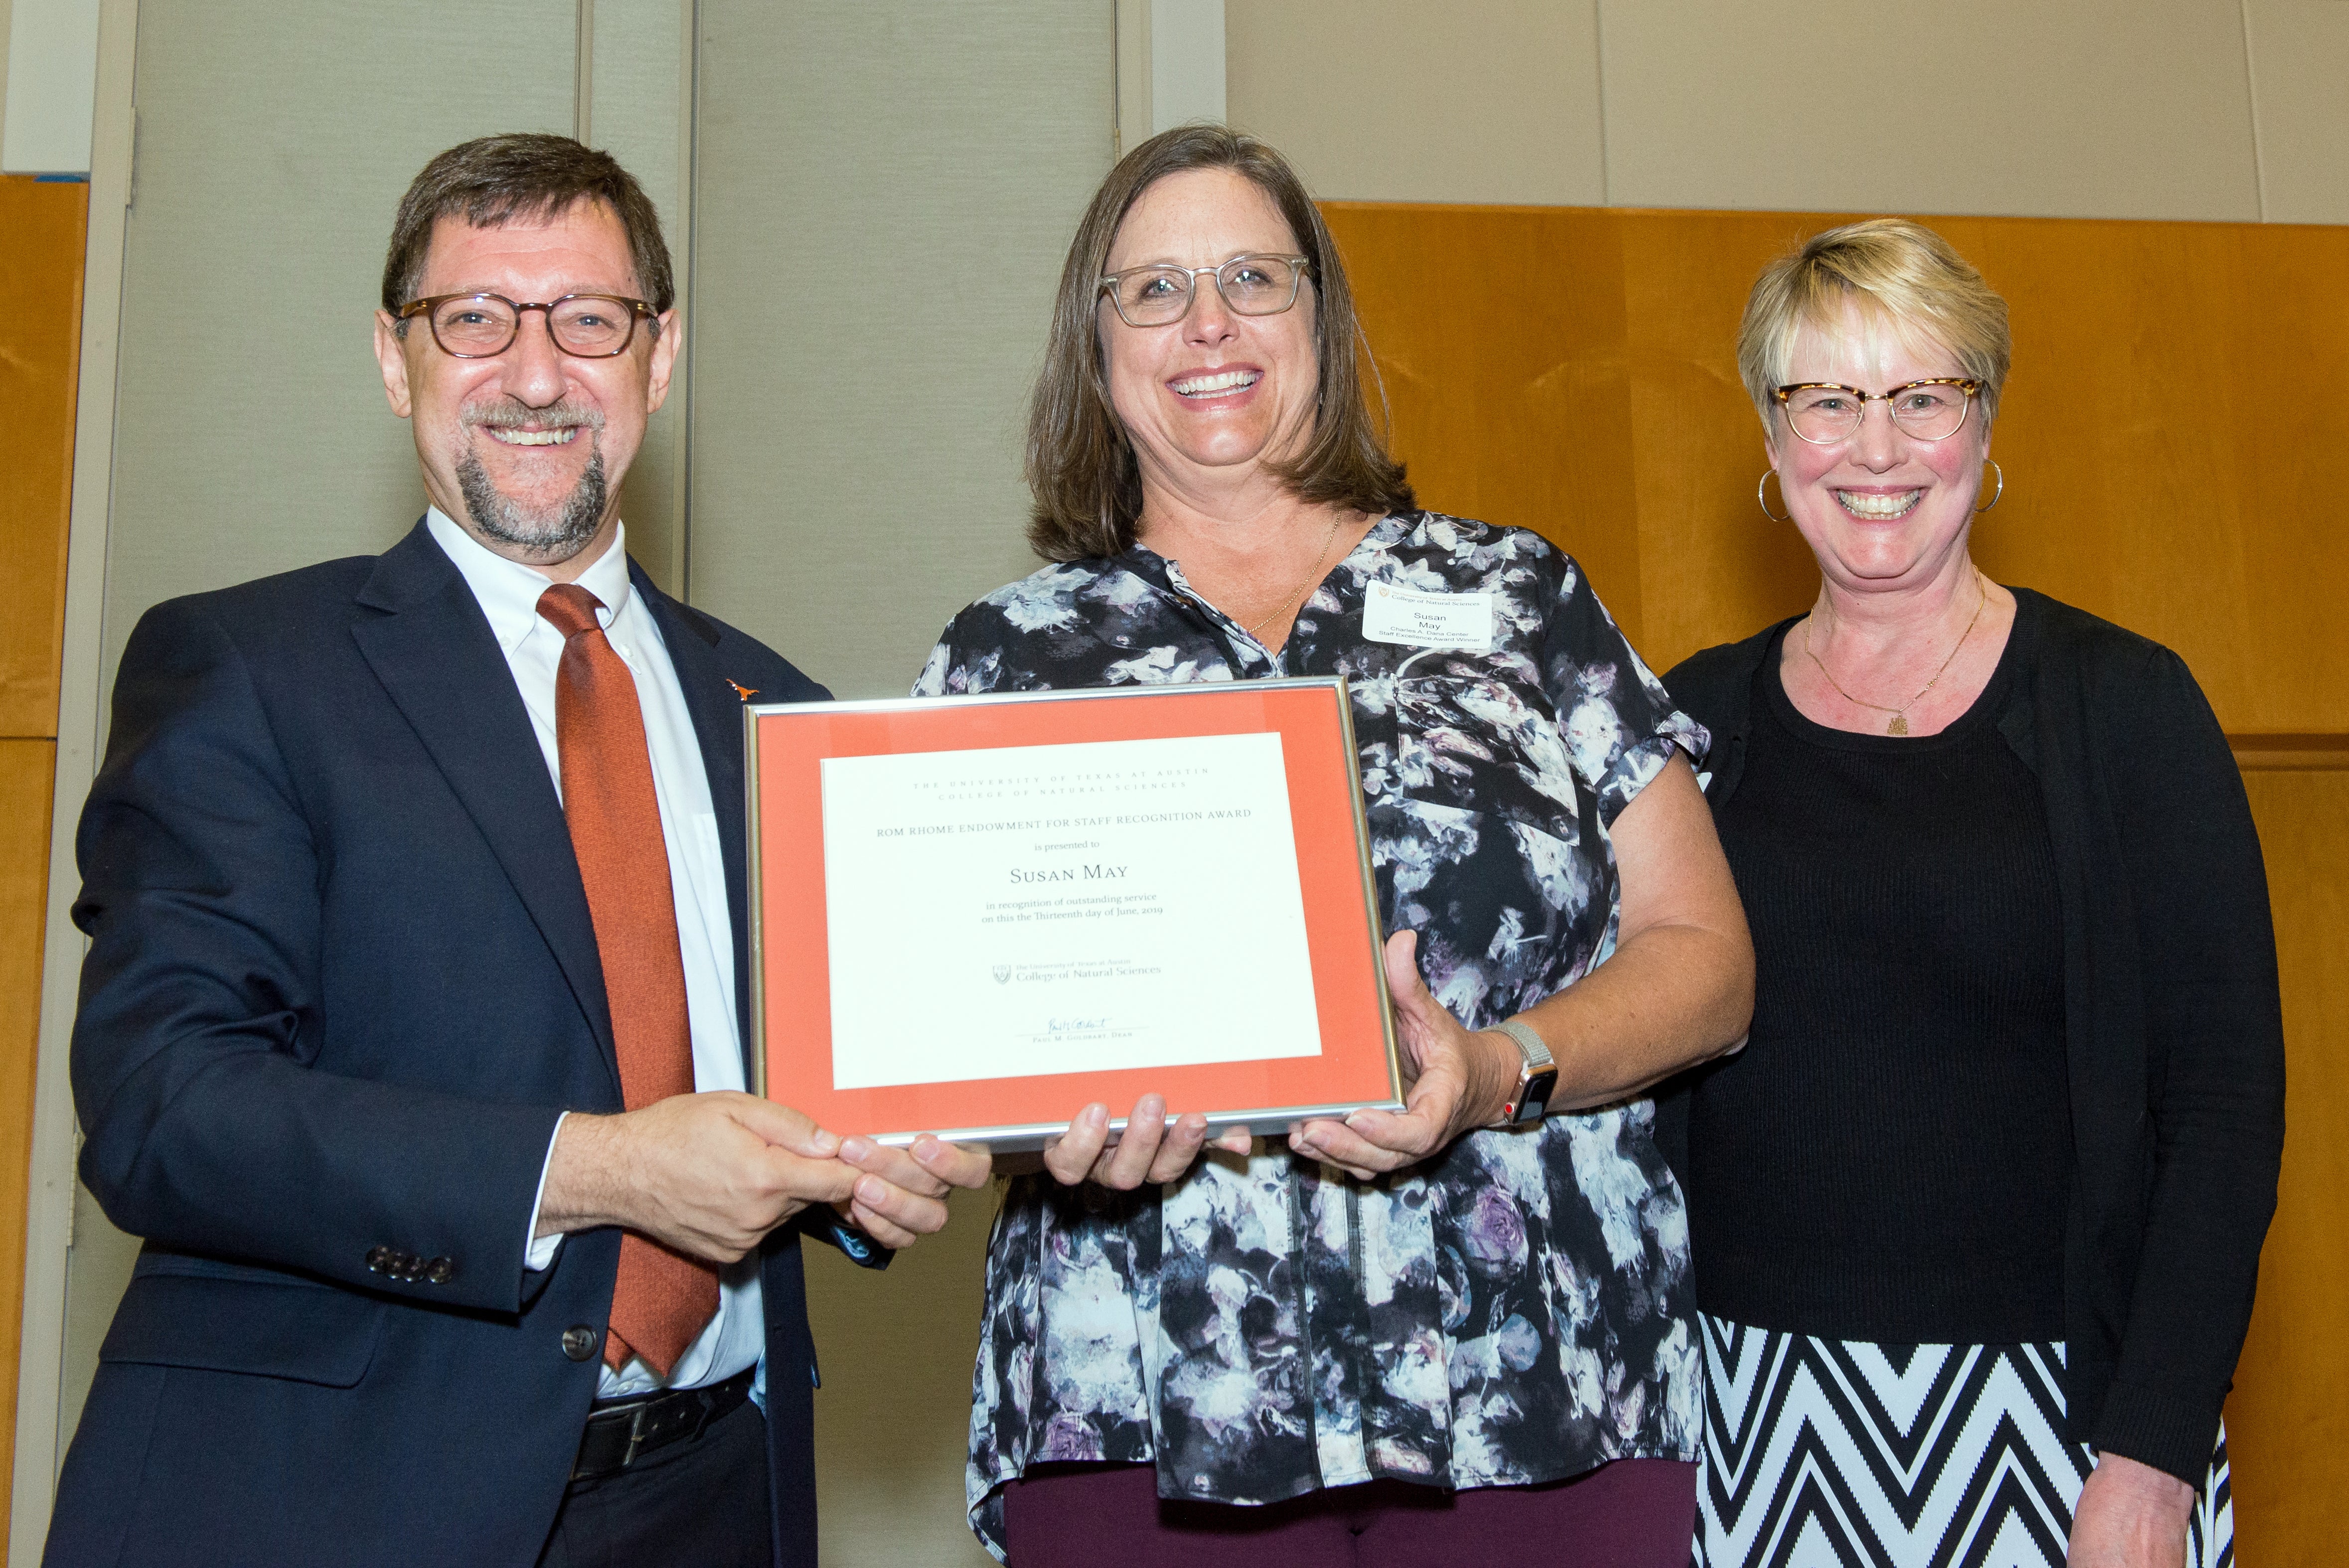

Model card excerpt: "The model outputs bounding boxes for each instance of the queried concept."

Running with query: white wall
[1,0,99,175]
[1226,0,2349,225]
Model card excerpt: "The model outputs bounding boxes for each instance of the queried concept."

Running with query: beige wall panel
[1225,0,1604,204]
[588,0,689,593]
[102,0,575,699]
[2229,770,2349,1564]
[688,0,1112,699]
[2244,0,2349,224]
[1596,1,2263,222]
[803,1190,997,1568]
[587,0,686,266]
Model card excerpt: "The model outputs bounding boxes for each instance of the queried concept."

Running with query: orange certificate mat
[744,678,1401,1149]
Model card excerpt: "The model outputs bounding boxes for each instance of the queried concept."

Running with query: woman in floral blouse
[917,126,1754,1567]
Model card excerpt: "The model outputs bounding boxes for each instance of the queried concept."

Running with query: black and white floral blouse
[914,513,1707,1559]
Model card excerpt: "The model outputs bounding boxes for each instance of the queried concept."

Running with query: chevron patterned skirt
[1695,1316,2232,1568]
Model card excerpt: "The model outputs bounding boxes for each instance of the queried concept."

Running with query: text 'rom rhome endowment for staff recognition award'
[818,732,1323,1090]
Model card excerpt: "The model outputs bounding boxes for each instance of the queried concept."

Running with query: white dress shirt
[427,508,761,1399]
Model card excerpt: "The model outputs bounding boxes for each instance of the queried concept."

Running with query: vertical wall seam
[680,0,698,604]
[2238,0,2268,222]
[574,0,594,144]
[1591,0,1611,206]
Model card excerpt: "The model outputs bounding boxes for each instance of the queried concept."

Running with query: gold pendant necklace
[1241,510,1348,643]
[1803,571,1988,735]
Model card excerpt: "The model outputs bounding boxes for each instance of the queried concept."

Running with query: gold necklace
[1240,510,1347,642]
[1802,572,1988,735]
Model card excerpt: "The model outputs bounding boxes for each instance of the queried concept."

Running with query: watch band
[1489,1019,1557,1126]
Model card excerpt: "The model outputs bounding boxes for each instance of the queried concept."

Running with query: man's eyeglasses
[1771,378,1982,445]
[396,293,656,359]
[1097,255,1311,328]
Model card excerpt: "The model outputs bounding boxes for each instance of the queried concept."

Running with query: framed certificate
[744,678,1401,1149]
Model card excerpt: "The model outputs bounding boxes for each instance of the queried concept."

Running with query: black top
[1659,589,2285,1488]
[1685,621,2070,1343]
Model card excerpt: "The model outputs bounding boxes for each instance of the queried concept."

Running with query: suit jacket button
[426,1257,454,1284]
[561,1326,600,1362]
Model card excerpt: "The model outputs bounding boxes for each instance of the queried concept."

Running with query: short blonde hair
[1736,218,2012,430]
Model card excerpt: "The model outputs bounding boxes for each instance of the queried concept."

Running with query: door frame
[9,0,135,1556]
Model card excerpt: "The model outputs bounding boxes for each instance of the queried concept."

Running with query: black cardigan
[1656,587,2285,1486]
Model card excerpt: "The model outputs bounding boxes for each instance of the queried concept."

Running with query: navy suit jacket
[48,522,849,1567]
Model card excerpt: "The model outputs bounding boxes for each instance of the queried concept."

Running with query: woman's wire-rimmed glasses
[1097,254,1311,327]
[396,293,656,358]
[1771,378,1982,445]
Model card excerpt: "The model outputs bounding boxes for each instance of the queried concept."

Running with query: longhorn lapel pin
[727,679,760,702]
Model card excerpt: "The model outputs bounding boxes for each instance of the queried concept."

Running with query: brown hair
[381,133,674,325]
[1026,124,1412,562]
[1737,217,2012,429]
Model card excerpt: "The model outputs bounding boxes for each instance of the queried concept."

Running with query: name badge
[1361,583,1493,652]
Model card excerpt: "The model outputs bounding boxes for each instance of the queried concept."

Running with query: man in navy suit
[46,134,988,1567]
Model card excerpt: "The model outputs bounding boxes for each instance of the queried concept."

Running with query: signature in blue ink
[1046,1016,1111,1034]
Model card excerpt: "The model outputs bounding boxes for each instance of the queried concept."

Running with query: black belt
[572,1366,755,1481]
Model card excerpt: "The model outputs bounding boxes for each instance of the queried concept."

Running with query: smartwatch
[1488,1020,1558,1126]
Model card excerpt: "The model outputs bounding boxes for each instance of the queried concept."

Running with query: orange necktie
[537,583,718,1378]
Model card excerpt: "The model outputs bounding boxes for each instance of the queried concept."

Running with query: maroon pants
[1001,1457,1697,1568]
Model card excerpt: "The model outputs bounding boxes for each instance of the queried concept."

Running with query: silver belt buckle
[620,1400,654,1469]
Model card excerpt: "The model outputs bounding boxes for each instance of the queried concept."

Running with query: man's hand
[833,1133,995,1248]
[536,1093,856,1263]
[2068,1452,2193,1568]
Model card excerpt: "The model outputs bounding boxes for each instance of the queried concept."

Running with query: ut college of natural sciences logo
[993,964,1012,984]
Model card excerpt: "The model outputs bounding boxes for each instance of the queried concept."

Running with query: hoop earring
[1974,460,2004,513]
[1757,470,1789,522]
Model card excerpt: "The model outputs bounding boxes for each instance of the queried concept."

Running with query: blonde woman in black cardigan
[1657,219,2282,1568]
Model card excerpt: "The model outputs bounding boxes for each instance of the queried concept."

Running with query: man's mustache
[462,401,607,433]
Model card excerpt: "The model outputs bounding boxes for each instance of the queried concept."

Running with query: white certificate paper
[819,732,1324,1090]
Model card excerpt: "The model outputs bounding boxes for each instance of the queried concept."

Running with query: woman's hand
[2066,1453,2192,1568]
[1287,931,1519,1180]
[1039,1094,1253,1190]
[832,1133,995,1248]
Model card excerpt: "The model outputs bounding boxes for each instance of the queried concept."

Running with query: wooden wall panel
[1321,201,2349,729]
[0,741,55,1553]
[0,177,85,741]
[1611,209,1830,666]
[1,171,86,1560]
[1929,216,2349,735]
[2228,770,2349,1560]
[1331,204,1646,637]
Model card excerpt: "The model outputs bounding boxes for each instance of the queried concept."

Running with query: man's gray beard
[454,441,609,560]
